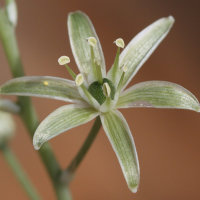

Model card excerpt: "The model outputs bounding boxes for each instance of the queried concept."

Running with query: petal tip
[131,187,138,193]
[168,15,175,23]
[33,134,43,150]
[129,182,139,193]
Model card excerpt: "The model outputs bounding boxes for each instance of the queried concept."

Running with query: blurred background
[0,0,200,199]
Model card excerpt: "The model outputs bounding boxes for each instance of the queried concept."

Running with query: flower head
[1,11,199,192]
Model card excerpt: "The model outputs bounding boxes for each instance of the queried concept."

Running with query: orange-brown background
[0,0,200,199]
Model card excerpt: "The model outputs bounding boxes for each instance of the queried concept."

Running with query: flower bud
[6,0,18,27]
[0,111,15,146]
[0,99,20,114]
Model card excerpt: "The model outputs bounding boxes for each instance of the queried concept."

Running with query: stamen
[95,62,103,84]
[86,37,103,84]
[86,37,97,47]
[58,56,70,65]
[103,83,111,97]
[75,74,84,86]
[58,56,76,80]
[117,62,128,91]
[120,61,128,72]
[114,38,125,49]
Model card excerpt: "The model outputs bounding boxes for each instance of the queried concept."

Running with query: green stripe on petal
[117,81,200,112]
[100,110,140,192]
[0,76,85,103]
[68,11,106,86]
[33,104,100,150]
[107,16,174,90]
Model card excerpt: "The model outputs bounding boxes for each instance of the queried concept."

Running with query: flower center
[88,78,115,105]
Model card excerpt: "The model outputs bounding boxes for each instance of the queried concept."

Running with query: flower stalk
[0,7,71,200]
[64,116,101,183]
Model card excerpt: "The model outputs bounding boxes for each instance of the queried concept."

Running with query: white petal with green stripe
[33,104,100,150]
[107,16,175,90]
[117,81,200,112]
[0,76,85,103]
[100,110,140,192]
[68,11,106,86]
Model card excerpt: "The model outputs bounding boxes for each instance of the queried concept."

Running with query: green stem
[1,145,43,200]
[64,116,101,181]
[0,8,71,200]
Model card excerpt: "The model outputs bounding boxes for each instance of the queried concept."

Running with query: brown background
[0,0,200,199]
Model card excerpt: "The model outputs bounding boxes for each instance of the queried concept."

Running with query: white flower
[1,11,199,192]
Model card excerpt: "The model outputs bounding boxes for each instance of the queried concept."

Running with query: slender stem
[64,116,101,181]
[112,47,120,80]
[90,46,103,84]
[65,64,76,80]
[0,8,71,200]
[1,144,43,200]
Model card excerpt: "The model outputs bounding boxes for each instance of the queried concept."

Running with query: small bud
[58,56,70,65]
[0,99,20,114]
[121,62,128,72]
[0,111,15,146]
[86,37,97,47]
[103,83,111,97]
[75,74,84,86]
[114,38,125,48]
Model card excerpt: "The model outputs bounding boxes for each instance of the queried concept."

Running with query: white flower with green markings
[0,11,199,192]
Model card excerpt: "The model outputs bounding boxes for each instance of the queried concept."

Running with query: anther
[75,74,84,86]
[58,56,76,80]
[120,62,128,72]
[103,83,111,97]
[58,56,70,65]
[114,38,125,48]
[86,37,97,47]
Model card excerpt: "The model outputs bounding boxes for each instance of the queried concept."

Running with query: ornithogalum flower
[1,11,199,192]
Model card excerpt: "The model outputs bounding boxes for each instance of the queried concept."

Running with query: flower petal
[68,11,106,85]
[33,104,100,150]
[100,110,140,192]
[107,16,175,90]
[0,76,85,103]
[117,81,200,112]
